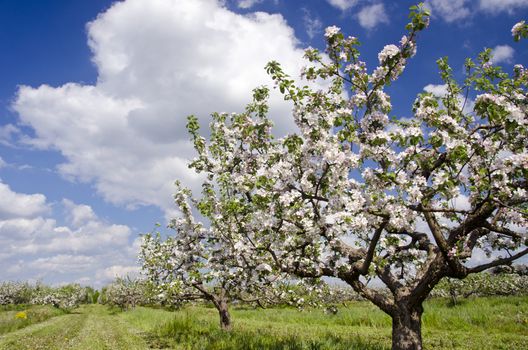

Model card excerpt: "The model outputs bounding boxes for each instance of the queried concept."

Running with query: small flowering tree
[31,283,89,309]
[140,92,294,330]
[102,277,152,310]
[0,282,33,306]
[191,5,526,350]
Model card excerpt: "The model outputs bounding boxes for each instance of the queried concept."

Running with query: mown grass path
[0,305,150,350]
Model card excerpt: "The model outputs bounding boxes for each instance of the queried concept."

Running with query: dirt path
[0,305,150,350]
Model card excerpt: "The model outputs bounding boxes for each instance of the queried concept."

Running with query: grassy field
[0,297,526,349]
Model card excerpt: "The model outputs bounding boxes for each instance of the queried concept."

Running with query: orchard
[140,4,527,350]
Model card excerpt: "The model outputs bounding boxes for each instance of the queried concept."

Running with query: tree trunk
[391,305,423,350]
[216,299,231,331]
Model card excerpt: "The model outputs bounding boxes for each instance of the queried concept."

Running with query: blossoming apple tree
[185,4,526,349]
[139,94,297,330]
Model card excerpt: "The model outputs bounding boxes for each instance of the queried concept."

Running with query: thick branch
[343,275,395,315]
[376,264,405,295]
[355,220,388,275]
[192,283,215,301]
[421,210,450,257]
[448,202,496,245]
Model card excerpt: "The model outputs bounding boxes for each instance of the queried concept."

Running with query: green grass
[146,297,528,350]
[0,297,526,349]
[0,305,151,349]
[0,305,66,335]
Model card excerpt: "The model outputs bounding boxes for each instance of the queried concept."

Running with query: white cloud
[490,45,515,64]
[425,0,471,23]
[0,217,55,240]
[423,84,475,114]
[302,8,323,39]
[357,3,389,30]
[427,0,528,23]
[63,199,97,228]
[0,182,49,219]
[479,0,528,14]
[237,0,263,9]
[25,255,96,274]
[14,0,312,216]
[0,181,138,287]
[95,265,140,280]
[326,0,360,11]
[423,84,448,97]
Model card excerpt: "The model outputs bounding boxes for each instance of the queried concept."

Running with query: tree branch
[468,248,528,274]
[355,220,388,275]
[482,222,525,240]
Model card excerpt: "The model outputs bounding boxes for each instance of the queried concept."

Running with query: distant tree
[103,277,152,310]
[31,283,88,309]
[140,96,296,330]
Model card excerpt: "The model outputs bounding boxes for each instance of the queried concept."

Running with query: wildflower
[15,311,27,320]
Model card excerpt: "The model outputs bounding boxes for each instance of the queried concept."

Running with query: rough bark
[215,298,231,331]
[391,304,423,350]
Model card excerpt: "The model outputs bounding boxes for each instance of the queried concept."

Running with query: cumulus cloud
[0,182,49,219]
[13,0,312,216]
[490,44,515,64]
[357,3,389,30]
[0,181,138,287]
[63,199,97,228]
[425,0,471,23]
[479,0,528,13]
[326,0,360,11]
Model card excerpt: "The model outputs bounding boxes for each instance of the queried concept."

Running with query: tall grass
[141,296,527,350]
[149,311,388,350]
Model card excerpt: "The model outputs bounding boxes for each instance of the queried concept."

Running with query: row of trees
[101,269,528,311]
[99,276,365,311]
[3,268,526,313]
[140,4,527,350]
[0,281,92,309]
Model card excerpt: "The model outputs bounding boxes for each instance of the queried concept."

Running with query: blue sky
[0,0,526,287]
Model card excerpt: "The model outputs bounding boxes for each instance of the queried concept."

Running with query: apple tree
[140,90,296,330]
[206,5,526,350]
